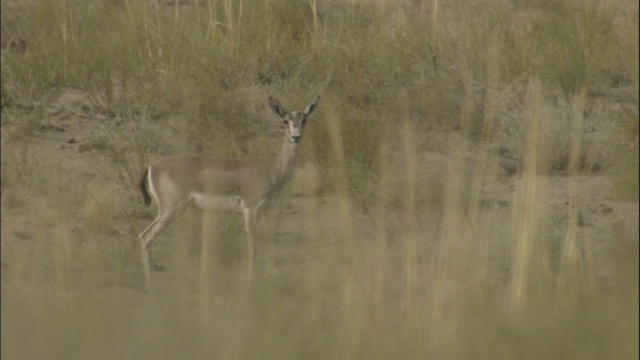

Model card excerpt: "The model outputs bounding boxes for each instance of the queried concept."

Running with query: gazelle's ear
[268,96,287,118]
[304,95,321,116]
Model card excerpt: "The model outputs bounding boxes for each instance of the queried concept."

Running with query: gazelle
[138,95,320,291]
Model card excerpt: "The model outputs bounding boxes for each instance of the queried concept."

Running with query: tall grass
[1,0,638,359]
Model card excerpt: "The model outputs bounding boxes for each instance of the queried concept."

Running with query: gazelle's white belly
[191,192,244,213]
[190,190,280,213]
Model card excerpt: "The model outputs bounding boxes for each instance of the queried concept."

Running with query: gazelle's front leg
[242,206,258,284]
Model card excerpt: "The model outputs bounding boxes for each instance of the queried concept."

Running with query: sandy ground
[1,87,638,292]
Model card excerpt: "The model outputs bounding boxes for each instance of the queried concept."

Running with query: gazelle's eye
[283,120,289,125]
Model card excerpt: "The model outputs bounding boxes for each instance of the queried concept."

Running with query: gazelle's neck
[271,136,300,185]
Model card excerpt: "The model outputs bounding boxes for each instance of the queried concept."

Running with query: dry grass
[1,0,638,359]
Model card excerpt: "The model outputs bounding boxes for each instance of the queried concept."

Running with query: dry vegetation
[1,0,638,359]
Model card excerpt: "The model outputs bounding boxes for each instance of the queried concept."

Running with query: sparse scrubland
[1,0,638,359]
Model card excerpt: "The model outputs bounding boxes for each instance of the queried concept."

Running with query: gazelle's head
[269,96,320,144]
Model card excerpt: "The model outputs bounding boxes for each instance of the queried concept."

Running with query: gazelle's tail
[139,168,151,206]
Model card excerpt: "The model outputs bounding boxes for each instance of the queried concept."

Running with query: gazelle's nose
[291,135,302,142]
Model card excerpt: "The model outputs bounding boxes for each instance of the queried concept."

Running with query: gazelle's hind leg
[242,206,258,285]
[139,201,190,292]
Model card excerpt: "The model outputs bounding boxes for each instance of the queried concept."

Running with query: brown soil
[1,87,638,291]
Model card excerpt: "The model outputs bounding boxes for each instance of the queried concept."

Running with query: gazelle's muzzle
[288,122,303,143]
